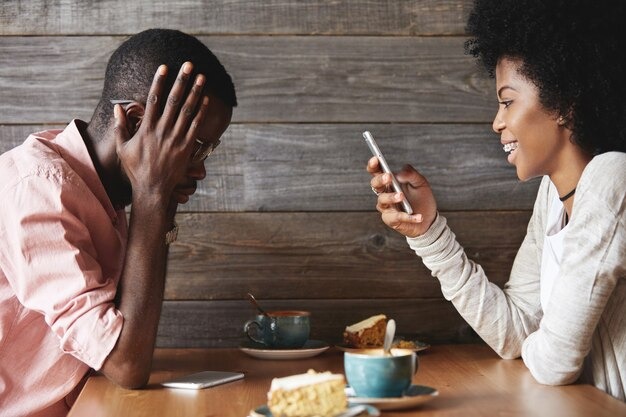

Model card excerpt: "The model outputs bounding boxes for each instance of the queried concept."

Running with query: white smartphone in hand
[161,371,244,390]
[363,131,413,214]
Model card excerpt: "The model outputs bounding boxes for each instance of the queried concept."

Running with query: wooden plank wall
[0,1,540,348]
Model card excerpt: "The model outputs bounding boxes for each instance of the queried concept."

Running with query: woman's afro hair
[465,0,626,154]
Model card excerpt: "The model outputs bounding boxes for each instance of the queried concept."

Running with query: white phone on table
[161,370,244,390]
[363,131,413,214]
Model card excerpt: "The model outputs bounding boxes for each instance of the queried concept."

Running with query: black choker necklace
[559,187,576,202]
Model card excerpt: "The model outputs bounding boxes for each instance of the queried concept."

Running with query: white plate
[335,339,430,353]
[239,340,330,360]
[346,385,438,411]
[249,403,380,417]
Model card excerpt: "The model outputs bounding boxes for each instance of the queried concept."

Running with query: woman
[367,0,626,401]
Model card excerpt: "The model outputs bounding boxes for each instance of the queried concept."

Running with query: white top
[406,152,626,401]
[539,185,569,311]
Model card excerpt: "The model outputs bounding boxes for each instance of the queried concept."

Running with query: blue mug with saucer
[244,310,310,349]
[344,348,418,398]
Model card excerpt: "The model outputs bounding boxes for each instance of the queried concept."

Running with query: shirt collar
[53,120,122,223]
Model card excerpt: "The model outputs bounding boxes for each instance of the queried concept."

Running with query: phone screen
[363,131,413,214]
[161,371,244,390]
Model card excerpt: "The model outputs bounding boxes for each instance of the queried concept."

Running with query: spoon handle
[247,293,269,317]
[383,319,396,356]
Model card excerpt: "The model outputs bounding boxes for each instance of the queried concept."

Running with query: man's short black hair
[465,0,626,155]
[94,29,236,129]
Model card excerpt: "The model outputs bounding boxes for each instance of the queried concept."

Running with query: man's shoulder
[1,128,64,159]
[0,129,74,189]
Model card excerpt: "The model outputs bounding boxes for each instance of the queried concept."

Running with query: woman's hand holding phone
[363,131,414,214]
[365,134,438,238]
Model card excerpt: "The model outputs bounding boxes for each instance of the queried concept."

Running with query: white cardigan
[407,152,626,401]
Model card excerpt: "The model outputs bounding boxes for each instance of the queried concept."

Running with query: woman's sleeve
[406,178,549,359]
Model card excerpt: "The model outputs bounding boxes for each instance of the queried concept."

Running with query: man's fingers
[142,65,168,128]
[183,96,209,155]
[160,62,193,131]
[172,74,205,141]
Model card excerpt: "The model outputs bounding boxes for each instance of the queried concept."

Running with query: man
[0,29,237,417]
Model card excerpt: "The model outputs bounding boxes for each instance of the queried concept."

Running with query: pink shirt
[0,121,126,417]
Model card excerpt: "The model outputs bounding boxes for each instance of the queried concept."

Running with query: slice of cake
[267,370,347,417]
[342,314,387,348]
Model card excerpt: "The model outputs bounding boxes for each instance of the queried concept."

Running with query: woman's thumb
[397,164,425,186]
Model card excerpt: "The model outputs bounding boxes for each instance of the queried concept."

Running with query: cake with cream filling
[342,314,387,348]
[267,370,347,417]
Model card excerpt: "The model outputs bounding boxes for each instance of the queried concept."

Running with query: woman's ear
[123,102,145,134]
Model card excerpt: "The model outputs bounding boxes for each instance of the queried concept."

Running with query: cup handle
[412,352,419,375]
[244,320,265,345]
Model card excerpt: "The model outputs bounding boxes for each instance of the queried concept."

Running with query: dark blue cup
[243,311,310,349]
[344,348,418,398]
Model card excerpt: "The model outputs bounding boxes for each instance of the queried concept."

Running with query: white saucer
[239,340,330,360]
[346,385,438,411]
[249,403,380,417]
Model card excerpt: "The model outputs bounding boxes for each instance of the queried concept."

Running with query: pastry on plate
[342,314,387,348]
[267,370,347,417]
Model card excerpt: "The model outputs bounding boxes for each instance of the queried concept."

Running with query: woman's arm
[407,177,550,359]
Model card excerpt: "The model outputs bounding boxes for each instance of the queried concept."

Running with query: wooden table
[68,344,626,417]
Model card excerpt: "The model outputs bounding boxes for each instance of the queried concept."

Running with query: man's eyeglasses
[110,100,220,163]
[191,138,221,163]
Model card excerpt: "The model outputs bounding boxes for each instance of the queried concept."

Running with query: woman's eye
[498,100,512,108]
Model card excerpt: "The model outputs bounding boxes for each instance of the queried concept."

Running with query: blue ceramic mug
[243,311,310,349]
[344,348,418,398]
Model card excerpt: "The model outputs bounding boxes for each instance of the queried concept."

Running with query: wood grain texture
[69,346,626,417]
[156,298,480,347]
[0,2,540,351]
[165,211,532,300]
[0,124,541,211]
[0,1,472,36]
[0,36,495,124]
